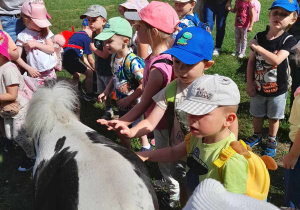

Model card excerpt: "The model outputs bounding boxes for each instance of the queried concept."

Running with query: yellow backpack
[213,140,278,201]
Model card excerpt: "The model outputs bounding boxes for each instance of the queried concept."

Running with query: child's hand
[246,82,256,97]
[248,39,258,49]
[98,92,107,103]
[225,1,231,11]
[107,120,133,138]
[248,26,253,32]
[28,67,41,78]
[283,152,299,169]
[23,40,37,50]
[117,97,132,111]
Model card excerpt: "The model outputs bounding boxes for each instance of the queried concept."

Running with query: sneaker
[264,139,277,157]
[160,194,179,209]
[153,178,168,190]
[245,134,262,148]
[3,137,14,152]
[140,145,153,152]
[231,52,238,56]
[83,92,97,102]
[213,48,220,56]
[100,111,112,120]
[238,53,245,59]
[18,156,35,172]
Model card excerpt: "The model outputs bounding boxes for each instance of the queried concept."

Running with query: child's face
[174,1,195,17]
[173,57,206,85]
[87,16,106,32]
[134,21,151,45]
[269,7,297,30]
[23,17,41,31]
[104,34,126,54]
[188,107,228,138]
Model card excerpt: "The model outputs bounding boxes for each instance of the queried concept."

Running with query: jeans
[284,143,300,209]
[0,15,25,42]
[204,2,229,49]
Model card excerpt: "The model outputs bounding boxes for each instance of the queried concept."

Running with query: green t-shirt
[187,132,248,194]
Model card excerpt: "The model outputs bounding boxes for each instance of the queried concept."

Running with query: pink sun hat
[21,0,51,28]
[120,0,149,12]
[124,1,179,34]
[0,31,10,60]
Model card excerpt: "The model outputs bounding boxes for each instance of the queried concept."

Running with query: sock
[142,144,151,149]
[268,135,277,142]
[107,108,113,115]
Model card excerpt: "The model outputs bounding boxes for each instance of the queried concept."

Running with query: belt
[0,14,21,18]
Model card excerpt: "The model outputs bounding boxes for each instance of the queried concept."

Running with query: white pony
[26,81,158,210]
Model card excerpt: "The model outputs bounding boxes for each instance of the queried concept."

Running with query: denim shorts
[249,92,287,119]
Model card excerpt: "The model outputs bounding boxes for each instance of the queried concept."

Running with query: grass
[0,0,292,209]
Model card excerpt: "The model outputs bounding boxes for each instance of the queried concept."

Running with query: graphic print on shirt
[255,51,278,94]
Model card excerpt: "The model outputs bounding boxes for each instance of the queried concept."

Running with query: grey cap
[176,74,240,115]
[80,5,107,19]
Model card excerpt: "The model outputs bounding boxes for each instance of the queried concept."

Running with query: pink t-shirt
[143,54,173,130]
[235,0,253,28]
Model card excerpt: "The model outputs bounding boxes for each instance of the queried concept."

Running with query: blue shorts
[249,92,287,119]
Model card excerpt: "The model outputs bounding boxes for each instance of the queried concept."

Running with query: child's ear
[191,1,196,8]
[102,18,107,26]
[204,60,214,70]
[123,37,130,45]
[224,112,236,127]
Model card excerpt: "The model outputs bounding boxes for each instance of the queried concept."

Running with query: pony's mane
[26,81,79,139]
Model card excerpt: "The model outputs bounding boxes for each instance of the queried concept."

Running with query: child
[175,0,199,30]
[97,1,180,207]
[230,0,255,58]
[15,0,56,85]
[0,30,35,171]
[96,17,150,151]
[62,5,97,102]
[83,5,113,117]
[135,74,247,197]
[246,0,298,157]
[283,86,300,209]
[118,0,151,58]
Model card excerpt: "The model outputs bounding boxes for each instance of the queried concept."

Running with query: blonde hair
[21,14,49,38]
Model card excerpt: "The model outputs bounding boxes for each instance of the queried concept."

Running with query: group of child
[0,0,300,209]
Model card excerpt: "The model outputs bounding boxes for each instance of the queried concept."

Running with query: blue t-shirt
[64,31,92,57]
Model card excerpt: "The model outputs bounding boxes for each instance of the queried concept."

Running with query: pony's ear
[44,79,57,88]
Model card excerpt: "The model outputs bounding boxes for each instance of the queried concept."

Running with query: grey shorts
[249,92,288,119]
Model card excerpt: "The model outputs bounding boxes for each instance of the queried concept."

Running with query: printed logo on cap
[177,32,192,46]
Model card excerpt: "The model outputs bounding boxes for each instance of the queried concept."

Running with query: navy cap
[269,0,299,14]
[163,26,214,65]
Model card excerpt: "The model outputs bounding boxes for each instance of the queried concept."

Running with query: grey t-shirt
[0,0,25,15]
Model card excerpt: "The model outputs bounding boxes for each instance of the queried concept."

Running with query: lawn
[0,0,292,209]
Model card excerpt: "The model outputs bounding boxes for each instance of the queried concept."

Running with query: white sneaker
[213,48,220,56]
[231,52,237,56]
[238,53,245,59]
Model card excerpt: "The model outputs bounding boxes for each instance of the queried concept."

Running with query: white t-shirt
[16,28,56,72]
[0,62,29,109]
[153,79,189,146]
[0,0,25,15]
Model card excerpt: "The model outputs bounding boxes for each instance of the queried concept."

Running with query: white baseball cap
[176,74,240,115]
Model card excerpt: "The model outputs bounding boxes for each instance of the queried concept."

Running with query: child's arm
[80,55,95,71]
[230,0,237,13]
[283,128,300,169]
[103,104,166,138]
[248,5,255,32]
[0,85,18,102]
[15,46,41,77]
[90,42,110,59]
[117,68,165,125]
[86,54,95,70]
[98,78,114,102]
[225,0,232,11]
[136,141,187,162]
[248,39,290,66]
[24,37,54,54]
[246,51,256,97]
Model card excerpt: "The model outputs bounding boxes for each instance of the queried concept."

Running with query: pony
[26,81,158,210]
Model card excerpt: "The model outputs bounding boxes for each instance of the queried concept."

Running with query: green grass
[0,0,292,209]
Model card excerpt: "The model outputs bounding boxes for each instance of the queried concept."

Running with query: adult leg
[215,3,229,49]
[203,3,215,32]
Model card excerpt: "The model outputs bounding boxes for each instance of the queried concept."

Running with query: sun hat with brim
[80,5,107,19]
[0,32,10,60]
[21,0,51,28]
[162,26,214,65]
[120,0,149,12]
[124,1,179,34]
[269,0,299,14]
[183,179,280,210]
[176,74,240,116]
[94,17,132,41]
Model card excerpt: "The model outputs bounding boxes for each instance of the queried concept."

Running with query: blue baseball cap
[269,0,299,14]
[163,26,214,65]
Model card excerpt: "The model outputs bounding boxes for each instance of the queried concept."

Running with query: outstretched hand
[96,119,132,138]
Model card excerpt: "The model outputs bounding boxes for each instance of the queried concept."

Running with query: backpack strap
[166,79,177,139]
[152,58,173,66]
